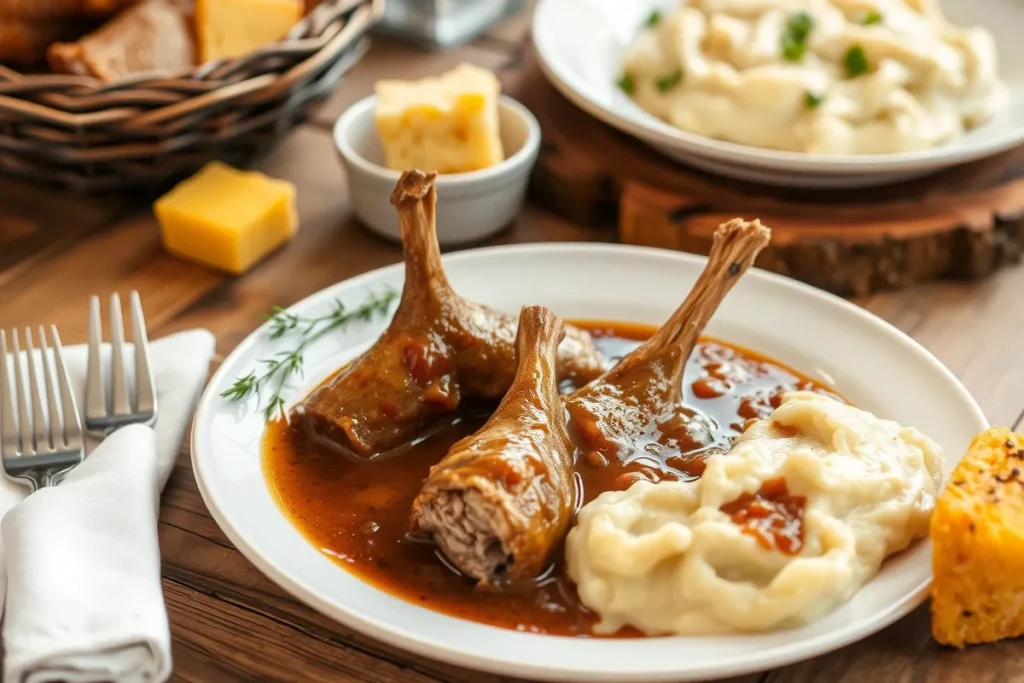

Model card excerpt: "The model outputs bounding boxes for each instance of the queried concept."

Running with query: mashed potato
[565,391,943,635]
[621,0,1007,154]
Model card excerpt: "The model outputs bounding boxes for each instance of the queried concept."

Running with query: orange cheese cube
[374,63,504,174]
[931,427,1024,647]
[154,161,297,275]
[196,0,302,63]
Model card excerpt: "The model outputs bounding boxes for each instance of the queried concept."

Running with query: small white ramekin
[333,94,541,246]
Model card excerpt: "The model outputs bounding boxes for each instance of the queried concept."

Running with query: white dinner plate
[532,0,1024,189]
[192,244,986,682]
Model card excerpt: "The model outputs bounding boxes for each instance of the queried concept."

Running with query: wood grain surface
[0,7,1022,682]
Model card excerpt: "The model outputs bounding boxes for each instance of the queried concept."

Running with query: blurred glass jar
[375,0,526,47]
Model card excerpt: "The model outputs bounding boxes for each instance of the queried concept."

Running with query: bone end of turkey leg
[712,218,771,276]
[391,169,438,205]
[654,217,772,346]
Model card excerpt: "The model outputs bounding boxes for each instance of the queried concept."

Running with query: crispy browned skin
[565,219,772,464]
[411,306,574,585]
[298,170,604,459]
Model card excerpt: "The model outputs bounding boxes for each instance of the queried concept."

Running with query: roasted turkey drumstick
[412,219,771,585]
[565,218,771,471]
[298,170,604,458]
[411,306,575,585]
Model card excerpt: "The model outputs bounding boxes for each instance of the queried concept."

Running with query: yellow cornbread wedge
[154,161,297,275]
[374,63,504,174]
[931,427,1024,647]
[196,0,302,63]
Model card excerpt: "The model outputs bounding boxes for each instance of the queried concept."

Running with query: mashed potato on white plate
[565,391,943,635]
[621,0,1007,154]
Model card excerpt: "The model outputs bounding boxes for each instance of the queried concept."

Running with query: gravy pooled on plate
[264,323,840,636]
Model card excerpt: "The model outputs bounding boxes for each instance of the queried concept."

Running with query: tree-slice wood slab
[502,48,1024,296]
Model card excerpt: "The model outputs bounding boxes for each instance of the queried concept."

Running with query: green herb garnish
[222,289,398,420]
[655,69,683,92]
[781,12,814,61]
[858,10,883,25]
[788,11,813,40]
[843,44,869,76]
[645,9,662,27]
[618,71,636,95]
[804,91,824,109]
[782,38,806,61]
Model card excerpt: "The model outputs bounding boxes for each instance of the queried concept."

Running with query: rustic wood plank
[310,35,518,129]
[856,264,1024,428]
[0,210,221,344]
[165,580,447,683]
[0,124,348,345]
[0,178,134,290]
[765,604,1024,683]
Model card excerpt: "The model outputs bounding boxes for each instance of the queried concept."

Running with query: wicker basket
[0,0,382,192]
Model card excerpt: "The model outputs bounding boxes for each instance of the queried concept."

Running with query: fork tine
[50,326,82,451]
[86,295,106,422]
[130,291,156,416]
[109,293,131,416]
[11,331,33,455]
[23,328,49,453]
[0,331,16,458]
[37,326,62,451]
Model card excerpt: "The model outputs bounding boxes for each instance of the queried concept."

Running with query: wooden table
[2,11,1024,683]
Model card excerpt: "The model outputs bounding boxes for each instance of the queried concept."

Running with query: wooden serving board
[502,47,1024,296]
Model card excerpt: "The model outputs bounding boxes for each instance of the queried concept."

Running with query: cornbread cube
[154,162,297,275]
[931,427,1024,647]
[374,63,504,174]
[195,0,302,63]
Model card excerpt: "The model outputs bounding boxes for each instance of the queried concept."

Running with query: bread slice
[931,427,1024,647]
[47,0,193,80]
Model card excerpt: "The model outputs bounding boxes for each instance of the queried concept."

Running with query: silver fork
[85,292,157,437]
[0,327,84,491]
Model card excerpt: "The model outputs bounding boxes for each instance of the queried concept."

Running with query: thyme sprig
[221,288,398,420]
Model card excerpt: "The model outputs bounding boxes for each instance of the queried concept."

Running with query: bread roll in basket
[0,0,381,191]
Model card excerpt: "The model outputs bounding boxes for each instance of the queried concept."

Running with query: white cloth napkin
[0,329,216,683]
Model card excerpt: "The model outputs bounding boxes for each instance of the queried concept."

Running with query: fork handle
[20,470,62,492]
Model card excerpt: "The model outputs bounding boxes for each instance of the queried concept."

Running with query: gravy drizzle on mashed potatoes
[566,391,943,635]
[621,0,1007,154]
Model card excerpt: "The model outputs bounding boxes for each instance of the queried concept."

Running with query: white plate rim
[531,0,1024,176]
[191,242,988,682]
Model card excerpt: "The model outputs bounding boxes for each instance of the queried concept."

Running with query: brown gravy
[720,477,806,555]
[263,322,839,636]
